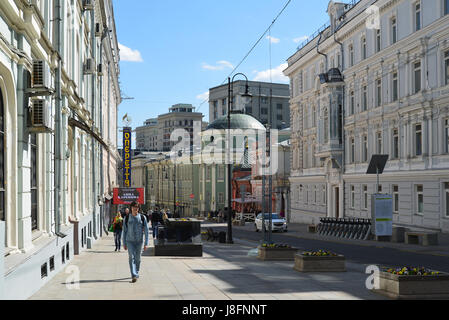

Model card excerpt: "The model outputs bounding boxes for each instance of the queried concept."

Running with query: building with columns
[284,0,449,233]
[0,0,121,299]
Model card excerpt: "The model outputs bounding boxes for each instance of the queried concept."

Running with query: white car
[254,213,287,233]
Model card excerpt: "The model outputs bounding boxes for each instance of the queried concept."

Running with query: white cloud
[253,63,289,83]
[196,91,209,101]
[266,35,280,44]
[202,60,234,71]
[293,35,309,43]
[118,43,143,62]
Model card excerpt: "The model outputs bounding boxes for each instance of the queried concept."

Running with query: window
[393,185,399,213]
[393,128,399,159]
[218,166,224,180]
[416,185,424,214]
[415,2,421,32]
[313,185,317,204]
[277,103,283,110]
[415,124,422,156]
[351,185,355,208]
[392,72,398,102]
[322,185,326,205]
[378,185,382,193]
[349,44,354,67]
[445,119,449,153]
[261,108,268,115]
[222,98,227,106]
[362,85,367,111]
[350,137,355,163]
[277,114,283,121]
[414,61,421,94]
[0,89,4,223]
[337,53,341,69]
[361,37,367,60]
[391,17,397,44]
[31,133,38,231]
[362,135,368,162]
[376,29,381,53]
[445,182,449,217]
[363,185,368,210]
[376,79,382,107]
[261,97,268,104]
[350,91,355,115]
[213,101,218,120]
[218,192,224,204]
[376,132,382,153]
[446,0,449,15]
[324,109,329,144]
[445,51,449,85]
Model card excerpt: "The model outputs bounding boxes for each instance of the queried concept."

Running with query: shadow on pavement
[60,277,131,285]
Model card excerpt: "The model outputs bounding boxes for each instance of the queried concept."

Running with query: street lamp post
[226,73,252,244]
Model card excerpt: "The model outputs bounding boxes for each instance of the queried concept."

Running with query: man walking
[151,207,161,240]
[123,201,149,283]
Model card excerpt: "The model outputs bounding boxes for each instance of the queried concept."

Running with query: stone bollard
[0,221,5,299]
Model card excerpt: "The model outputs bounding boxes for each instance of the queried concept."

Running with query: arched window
[0,88,4,223]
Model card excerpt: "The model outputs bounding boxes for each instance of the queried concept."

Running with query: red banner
[113,188,145,205]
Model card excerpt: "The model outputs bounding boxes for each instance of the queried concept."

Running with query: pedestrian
[112,212,123,252]
[121,207,130,219]
[123,201,149,283]
[151,207,161,239]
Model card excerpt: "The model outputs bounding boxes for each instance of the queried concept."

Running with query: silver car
[254,213,287,233]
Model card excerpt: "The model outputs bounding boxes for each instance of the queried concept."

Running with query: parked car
[254,213,287,233]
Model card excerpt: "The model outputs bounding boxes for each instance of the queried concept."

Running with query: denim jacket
[122,214,149,247]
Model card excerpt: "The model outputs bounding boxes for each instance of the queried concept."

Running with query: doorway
[334,187,340,219]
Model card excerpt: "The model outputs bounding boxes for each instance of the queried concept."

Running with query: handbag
[109,224,115,232]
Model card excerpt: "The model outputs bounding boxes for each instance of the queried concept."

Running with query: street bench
[405,231,439,246]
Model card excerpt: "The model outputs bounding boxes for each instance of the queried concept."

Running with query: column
[422,116,429,157]
[0,221,4,299]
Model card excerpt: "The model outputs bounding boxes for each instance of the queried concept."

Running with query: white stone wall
[285,0,449,232]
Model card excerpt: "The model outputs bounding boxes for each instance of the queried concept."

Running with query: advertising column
[123,127,132,187]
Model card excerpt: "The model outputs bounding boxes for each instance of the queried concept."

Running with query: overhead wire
[196,0,293,113]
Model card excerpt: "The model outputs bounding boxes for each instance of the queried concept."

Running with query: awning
[68,117,109,151]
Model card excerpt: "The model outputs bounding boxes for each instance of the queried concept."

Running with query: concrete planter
[257,246,298,261]
[374,270,449,299]
[293,253,346,272]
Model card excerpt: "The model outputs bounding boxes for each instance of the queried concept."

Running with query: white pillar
[0,221,5,299]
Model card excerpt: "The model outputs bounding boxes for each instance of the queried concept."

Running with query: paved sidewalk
[30,232,384,300]
[232,222,449,257]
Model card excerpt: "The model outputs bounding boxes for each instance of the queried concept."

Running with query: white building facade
[0,0,121,299]
[284,0,449,233]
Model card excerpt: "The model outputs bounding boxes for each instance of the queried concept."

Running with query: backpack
[125,214,146,229]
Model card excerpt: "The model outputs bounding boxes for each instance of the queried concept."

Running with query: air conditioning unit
[83,0,94,10]
[32,59,52,89]
[95,23,101,37]
[30,99,52,133]
[84,58,95,74]
[97,63,103,76]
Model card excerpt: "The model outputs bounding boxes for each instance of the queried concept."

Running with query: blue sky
[113,0,335,145]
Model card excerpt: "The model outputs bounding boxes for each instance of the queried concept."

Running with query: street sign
[113,188,145,205]
[371,193,393,236]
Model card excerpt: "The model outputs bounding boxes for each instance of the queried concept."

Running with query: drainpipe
[317,31,328,72]
[54,0,66,238]
[334,24,345,218]
[90,10,98,240]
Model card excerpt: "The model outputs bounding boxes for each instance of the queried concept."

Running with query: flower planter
[201,233,208,241]
[257,246,298,261]
[374,269,449,299]
[293,253,346,272]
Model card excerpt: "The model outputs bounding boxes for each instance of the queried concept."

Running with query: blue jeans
[114,230,122,250]
[152,223,159,239]
[126,241,143,278]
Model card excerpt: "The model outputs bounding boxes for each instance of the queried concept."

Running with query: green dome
[206,111,266,131]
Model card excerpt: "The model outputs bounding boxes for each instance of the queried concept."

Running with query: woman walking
[113,212,124,251]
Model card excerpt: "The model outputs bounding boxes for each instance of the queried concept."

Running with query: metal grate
[32,100,45,126]
[32,60,44,87]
